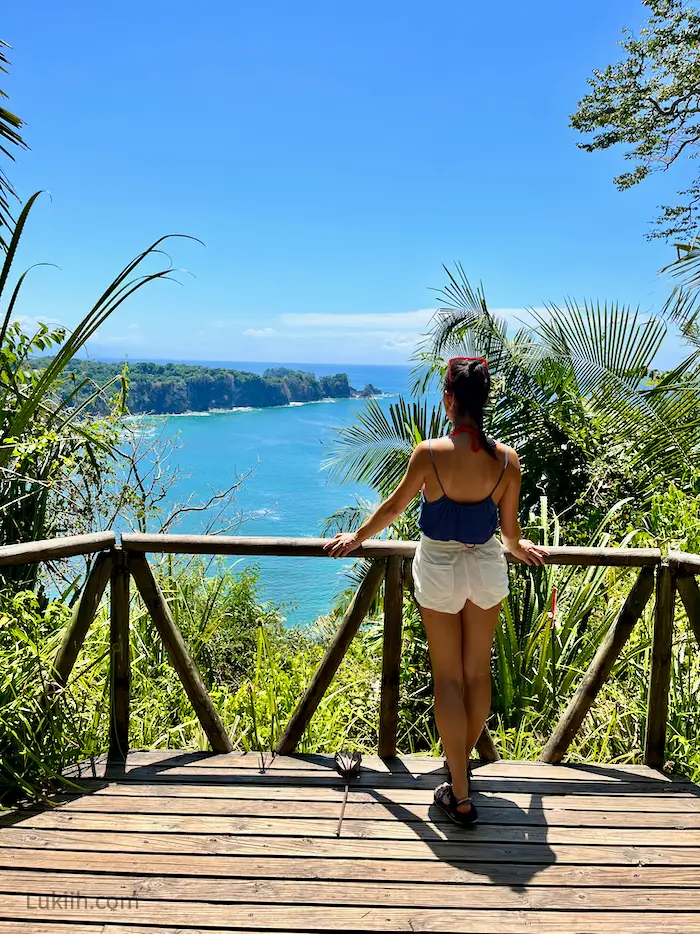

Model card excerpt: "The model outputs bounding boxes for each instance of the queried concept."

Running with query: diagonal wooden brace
[129,553,233,754]
[53,551,112,687]
[541,566,655,763]
[676,573,700,650]
[276,559,386,755]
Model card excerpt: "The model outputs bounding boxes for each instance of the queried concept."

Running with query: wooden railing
[2,532,699,770]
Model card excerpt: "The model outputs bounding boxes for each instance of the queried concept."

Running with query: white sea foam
[119,392,392,421]
[251,508,282,521]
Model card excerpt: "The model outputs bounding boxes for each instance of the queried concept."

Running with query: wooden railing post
[129,553,234,754]
[475,727,500,762]
[541,566,655,763]
[378,556,403,758]
[644,561,676,769]
[276,559,386,755]
[108,547,131,765]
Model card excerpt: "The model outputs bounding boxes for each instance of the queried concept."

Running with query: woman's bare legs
[461,600,501,759]
[419,606,471,808]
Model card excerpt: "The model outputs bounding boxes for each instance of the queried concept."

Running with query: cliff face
[38,360,374,415]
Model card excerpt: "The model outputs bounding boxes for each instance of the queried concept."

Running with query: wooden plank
[121,533,662,566]
[378,556,403,758]
[3,827,700,863]
[0,531,115,567]
[21,920,700,934]
[108,548,130,764]
[61,753,107,779]
[15,810,700,844]
[542,567,655,763]
[0,927,293,934]
[645,563,677,768]
[6,871,700,911]
[3,920,698,934]
[129,555,233,754]
[113,751,682,781]
[4,896,700,933]
[669,550,700,575]
[275,560,386,754]
[0,925,99,934]
[5,847,700,887]
[52,553,112,686]
[677,573,700,649]
[62,784,700,811]
[123,533,416,559]
[67,771,697,795]
[43,796,700,827]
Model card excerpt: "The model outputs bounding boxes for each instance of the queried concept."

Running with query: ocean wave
[119,393,394,421]
[250,508,282,521]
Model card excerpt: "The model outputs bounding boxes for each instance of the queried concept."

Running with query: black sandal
[433,781,479,826]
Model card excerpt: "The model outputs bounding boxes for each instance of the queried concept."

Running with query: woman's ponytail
[443,358,497,459]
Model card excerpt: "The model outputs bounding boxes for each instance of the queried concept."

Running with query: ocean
[127,362,416,624]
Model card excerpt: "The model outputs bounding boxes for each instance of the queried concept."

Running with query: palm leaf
[324,396,448,496]
[0,41,28,252]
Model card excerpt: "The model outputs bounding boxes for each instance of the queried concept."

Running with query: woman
[324,357,548,826]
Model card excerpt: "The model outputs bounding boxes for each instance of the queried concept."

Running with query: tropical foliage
[570,0,700,240]
[0,40,26,252]
[329,265,700,538]
[0,195,197,585]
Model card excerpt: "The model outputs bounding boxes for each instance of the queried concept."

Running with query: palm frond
[0,41,28,252]
[324,396,448,496]
[661,239,700,333]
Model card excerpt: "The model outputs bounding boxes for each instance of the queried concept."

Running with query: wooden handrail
[0,531,115,567]
[121,533,661,566]
[121,533,417,558]
[669,551,700,574]
[5,531,698,771]
[0,530,664,566]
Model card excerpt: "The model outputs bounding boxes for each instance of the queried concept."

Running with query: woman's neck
[451,414,477,430]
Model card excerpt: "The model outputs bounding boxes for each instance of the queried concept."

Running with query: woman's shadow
[365,760,556,889]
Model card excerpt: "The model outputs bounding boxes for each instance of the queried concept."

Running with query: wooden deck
[1,753,700,932]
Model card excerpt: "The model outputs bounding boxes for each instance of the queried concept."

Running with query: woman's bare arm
[498,448,548,566]
[324,444,428,557]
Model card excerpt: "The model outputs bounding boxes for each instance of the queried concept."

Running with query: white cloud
[91,328,145,348]
[278,309,436,331]
[244,327,276,337]
[382,333,422,351]
[12,314,62,333]
[276,307,535,334]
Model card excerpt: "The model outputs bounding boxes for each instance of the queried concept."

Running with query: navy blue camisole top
[418,428,509,546]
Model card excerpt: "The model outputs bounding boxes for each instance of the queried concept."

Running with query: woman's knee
[434,674,464,700]
[463,666,490,691]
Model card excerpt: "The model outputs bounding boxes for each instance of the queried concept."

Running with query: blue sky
[3,0,693,365]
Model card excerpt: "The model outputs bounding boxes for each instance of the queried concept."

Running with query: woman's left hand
[324,532,362,558]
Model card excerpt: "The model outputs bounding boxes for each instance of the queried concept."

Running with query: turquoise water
[130,363,413,623]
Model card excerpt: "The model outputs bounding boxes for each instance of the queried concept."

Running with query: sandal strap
[454,795,472,806]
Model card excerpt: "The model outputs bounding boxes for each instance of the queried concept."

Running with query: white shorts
[412,533,510,613]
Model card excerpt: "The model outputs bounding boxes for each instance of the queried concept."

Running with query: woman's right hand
[507,538,549,566]
[323,532,362,558]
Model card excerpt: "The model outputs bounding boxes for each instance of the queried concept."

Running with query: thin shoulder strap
[488,447,509,498]
[428,439,447,496]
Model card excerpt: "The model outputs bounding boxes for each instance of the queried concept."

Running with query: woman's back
[422,430,510,507]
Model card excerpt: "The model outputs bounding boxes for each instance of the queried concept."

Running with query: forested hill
[34,359,382,415]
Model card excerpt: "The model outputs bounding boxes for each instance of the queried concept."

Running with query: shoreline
[122,392,394,420]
